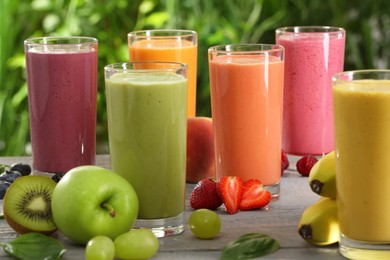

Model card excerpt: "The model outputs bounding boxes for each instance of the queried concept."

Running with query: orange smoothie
[209,55,284,187]
[129,39,197,117]
[334,79,390,242]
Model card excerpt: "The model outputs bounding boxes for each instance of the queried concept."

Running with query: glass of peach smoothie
[128,29,197,117]
[333,70,390,259]
[208,44,284,197]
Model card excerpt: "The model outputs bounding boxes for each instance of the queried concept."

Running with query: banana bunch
[298,151,340,246]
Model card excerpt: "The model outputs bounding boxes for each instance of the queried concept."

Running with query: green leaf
[1,233,66,260]
[220,233,279,260]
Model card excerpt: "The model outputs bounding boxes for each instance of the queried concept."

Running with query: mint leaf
[220,233,279,259]
[1,233,66,260]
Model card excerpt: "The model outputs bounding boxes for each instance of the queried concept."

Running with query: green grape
[85,235,115,260]
[189,208,222,239]
[114,229,159,259]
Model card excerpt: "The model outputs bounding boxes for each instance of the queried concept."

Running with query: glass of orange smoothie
[333,70,390,259]
[208,44,284,197]
[128,29,197,117]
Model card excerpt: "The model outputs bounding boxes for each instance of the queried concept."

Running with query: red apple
[186,117,216,183]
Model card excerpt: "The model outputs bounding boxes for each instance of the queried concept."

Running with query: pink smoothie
[26,49,97,173]
[276,30,345,155]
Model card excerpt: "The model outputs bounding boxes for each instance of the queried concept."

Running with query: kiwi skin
[3,175,58,235]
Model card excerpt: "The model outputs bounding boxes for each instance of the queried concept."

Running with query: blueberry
[0,180,11,199]
[10,163,32,176]
[0,170,22,183]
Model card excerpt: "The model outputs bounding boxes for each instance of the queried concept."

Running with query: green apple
[51,165,139,245]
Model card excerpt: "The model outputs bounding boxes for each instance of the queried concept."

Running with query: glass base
[133,213,184,238]
[339,233,390,259]
[265,181,280,199]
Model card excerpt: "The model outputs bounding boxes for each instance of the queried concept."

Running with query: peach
[186,117,216,183]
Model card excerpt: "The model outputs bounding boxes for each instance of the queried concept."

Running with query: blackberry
[51,173,63,183]
[10,163,32,176]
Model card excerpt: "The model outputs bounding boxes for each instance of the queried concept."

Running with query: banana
[298,198,339,246]
[308,151,336,198]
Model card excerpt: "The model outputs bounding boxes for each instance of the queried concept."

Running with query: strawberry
[281,150,289,175]
[217,176,243,214]
[296,155,318,177]
[189,178,223,210]
[239,179,271,211]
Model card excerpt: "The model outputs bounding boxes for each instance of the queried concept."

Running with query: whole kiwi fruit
[3,175,57,235]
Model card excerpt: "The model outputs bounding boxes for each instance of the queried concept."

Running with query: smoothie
[333,80,390,242]
[105,72,187,219]
[209,54,284,186]
[277,30,345,155]
[129,39,197,117]
[25,48,97,173]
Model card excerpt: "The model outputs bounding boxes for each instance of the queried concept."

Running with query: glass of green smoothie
[104,62,187,237]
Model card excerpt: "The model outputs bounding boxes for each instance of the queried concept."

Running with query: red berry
[239,179,271,211]
[189,178,223,210]
[281,150,289,175]
[217,176,243,214]
[296,155,318,177]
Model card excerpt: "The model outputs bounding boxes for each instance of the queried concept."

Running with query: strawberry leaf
[220,233,279,259]
[1,233,66,260]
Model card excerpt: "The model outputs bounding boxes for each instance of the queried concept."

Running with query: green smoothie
[105,72,187,219]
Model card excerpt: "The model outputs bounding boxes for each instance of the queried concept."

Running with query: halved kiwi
[3,175,57,235]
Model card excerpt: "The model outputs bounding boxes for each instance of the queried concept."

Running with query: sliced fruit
[217,176,243,214]
[3,175,57,235]
[239,179,271,211]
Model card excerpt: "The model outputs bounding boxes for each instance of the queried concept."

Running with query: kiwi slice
[3,175,57,235]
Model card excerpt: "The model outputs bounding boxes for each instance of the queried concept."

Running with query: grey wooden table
[0,155,344,259]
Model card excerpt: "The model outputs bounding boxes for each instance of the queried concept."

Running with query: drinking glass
[276,26,345,160]
[128,29,197,117]
[24,36,98,175]
[333,70,390,259]
[105,62,187,237]
[208,44,284,197]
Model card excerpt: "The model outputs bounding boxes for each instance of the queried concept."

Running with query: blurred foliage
[1,0,390,155]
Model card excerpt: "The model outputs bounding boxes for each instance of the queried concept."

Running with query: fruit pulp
[334,80,390,242]
[105,72,187,219]
[25,49,97,173]
[276,32,345,155]
[209,55,283,187]
[129,39,197,117]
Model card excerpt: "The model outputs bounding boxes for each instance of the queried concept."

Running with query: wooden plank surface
[0,155,344,259]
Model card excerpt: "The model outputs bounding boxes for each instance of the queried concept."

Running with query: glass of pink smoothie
[105,62,187,237]
[208,44,284,197]
[24,37,98,175]
[276,26,345,158]
[333,70,390,259]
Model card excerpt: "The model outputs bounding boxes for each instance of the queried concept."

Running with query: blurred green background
[1,0,389,156]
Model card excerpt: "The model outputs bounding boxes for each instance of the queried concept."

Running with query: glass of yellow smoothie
[104,62,187,237]
[333,70,390,259]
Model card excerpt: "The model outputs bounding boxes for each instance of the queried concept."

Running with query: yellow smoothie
[333,79,390,242]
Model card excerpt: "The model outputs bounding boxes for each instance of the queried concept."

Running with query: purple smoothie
[25,43,98,174]
[276,28,345,155]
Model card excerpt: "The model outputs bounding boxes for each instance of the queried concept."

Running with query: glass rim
[24,36,98,46]
[276,26,345,34]
[104,61,188,72]
[128,29,197,38]
[208,44,284,54]
[333,69,390,82]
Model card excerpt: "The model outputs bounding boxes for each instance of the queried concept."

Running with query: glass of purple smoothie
[275,26,345,164]
[24,37,98,175]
